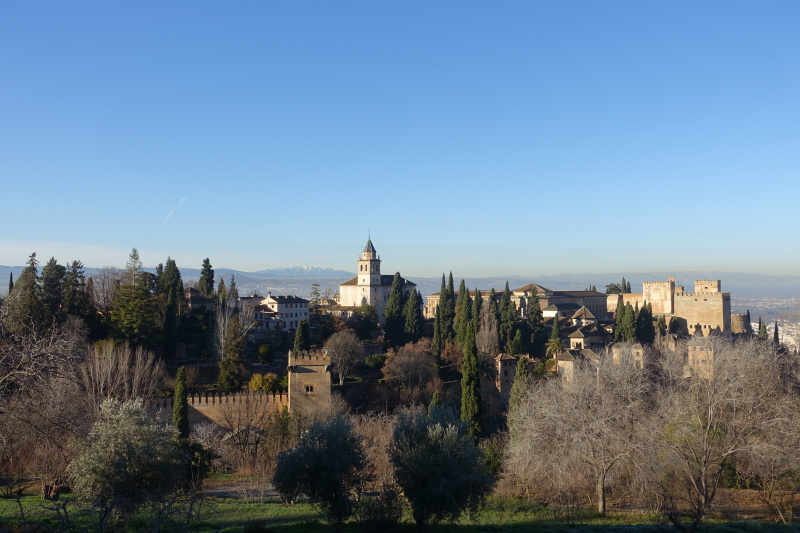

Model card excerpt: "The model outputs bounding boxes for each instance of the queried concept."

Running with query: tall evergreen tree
[403,288,424,344]
[216,278,227,302]
[488,288,499,324]
[635,303,655,345]
[774,320,780,345]
[656,315,667,336]
[383,272,406,346]
[454,280,473,350]
[472,289,482,327]
[173,366,189,439]
[460,322,481,440]
[621,277,627,293]
[507,329,523,356]
[527,291,546,357]
[619,303,636,342]
[8,272,13,294]
[111,248,161,348]
[438,273,456,344]
[432,305,443,367]
[498,282,514,349]
[758,317,768,340]
[627,281,632,293]
[199,258,214,299]
[41,257,66,319]
[293,318,310,353]
[3,253,51,335]
[229,274,239,300]
[550,315,561,343]
[62,260,89,318]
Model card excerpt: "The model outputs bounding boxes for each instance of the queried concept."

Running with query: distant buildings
[337,238,416,322]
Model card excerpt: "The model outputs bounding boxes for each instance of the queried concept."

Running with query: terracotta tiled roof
[340,276,359,286]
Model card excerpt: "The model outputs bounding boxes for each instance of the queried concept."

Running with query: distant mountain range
[1,265,798,304]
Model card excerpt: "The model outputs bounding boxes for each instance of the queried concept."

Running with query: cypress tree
[454,280,472,350]
[438,273,456,343]
[508,329,523,356]
[498,282,512,346]
[620,303,636,342]
[460,322,481,440]
[199,258,214,299]
[472,288,482,327]
[488,288,499,323]
[635,303,655,345]
[627,280,632,293]
[8,272,13,294]
[621,277,627,294]
[293,318,310,353]
[508,356,529,428]
[403,288,424,344]
[501,301,518,353]
[758,317,768,340]
[428,390,442,416]
[173,366,189,439]
[383,272,406,346]
[432,306,443,369]
[550,315,561,343]
[774,320,780,345]
[656,315,667,336]
[527,291,546,357]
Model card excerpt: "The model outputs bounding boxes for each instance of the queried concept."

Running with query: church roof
[363,238,377,255]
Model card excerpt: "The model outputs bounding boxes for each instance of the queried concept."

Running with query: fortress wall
[674,291,731,336]
[607,294,622,315]
[621,293,644,310]
[149,391,288,428]
[643,280,674,315]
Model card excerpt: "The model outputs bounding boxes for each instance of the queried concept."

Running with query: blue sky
[1,1,798,277]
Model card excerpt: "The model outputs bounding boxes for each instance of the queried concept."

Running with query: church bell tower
[358,237,381,288]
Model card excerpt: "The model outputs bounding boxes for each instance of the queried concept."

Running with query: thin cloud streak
[162,197,187,227]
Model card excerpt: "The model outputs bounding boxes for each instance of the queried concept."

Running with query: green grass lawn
[1,494,798,533]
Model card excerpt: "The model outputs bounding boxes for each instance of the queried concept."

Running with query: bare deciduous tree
[505,356,648,514]
[212,301,255,360]
[383,338,436,390]
[325,329,360,386]
[91,267,124,315]
[79,341,166,415]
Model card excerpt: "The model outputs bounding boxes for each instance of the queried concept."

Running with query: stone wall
[149,391,287,428]
[694,280,721,293]
[674,290,731,336]
[731,313,752,335]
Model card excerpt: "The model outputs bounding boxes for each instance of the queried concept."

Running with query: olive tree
[68,399,189,526]
[389,406,494,530]
[273,417,367,526]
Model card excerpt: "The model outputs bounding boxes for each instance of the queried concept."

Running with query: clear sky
[1,1,798,277]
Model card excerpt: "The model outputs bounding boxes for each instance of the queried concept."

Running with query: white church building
[338,238,416,322]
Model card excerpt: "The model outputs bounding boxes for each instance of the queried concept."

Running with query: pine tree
[216,278,227,302]
[293,318,310,353]
[229,275,239,300]
[508,356,529,428]
[758,317,768,340]
[41,257,66,319]
[403,288,424,344]
[383,272,406,346]
[454,280,473,350]
[173,366,189,439]
[199,258,214,299]
[460,322,481,440]
[111,249,161,348]
[4,253,51,335]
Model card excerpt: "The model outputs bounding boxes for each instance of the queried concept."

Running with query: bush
[257,343,274,363]
[249,372,280,392]
[272,418,368,526]
[389,406,494,528]
[68,399,189,521]
[365,354,386,369]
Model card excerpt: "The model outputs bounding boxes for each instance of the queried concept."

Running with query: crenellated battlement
[288,349,329,365]
[149,390,288,412]
[675,291,729,298]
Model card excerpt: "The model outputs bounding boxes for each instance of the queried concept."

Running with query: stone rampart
[643,280,674,315]
[149,391,288,428]
[674,291,731,336]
